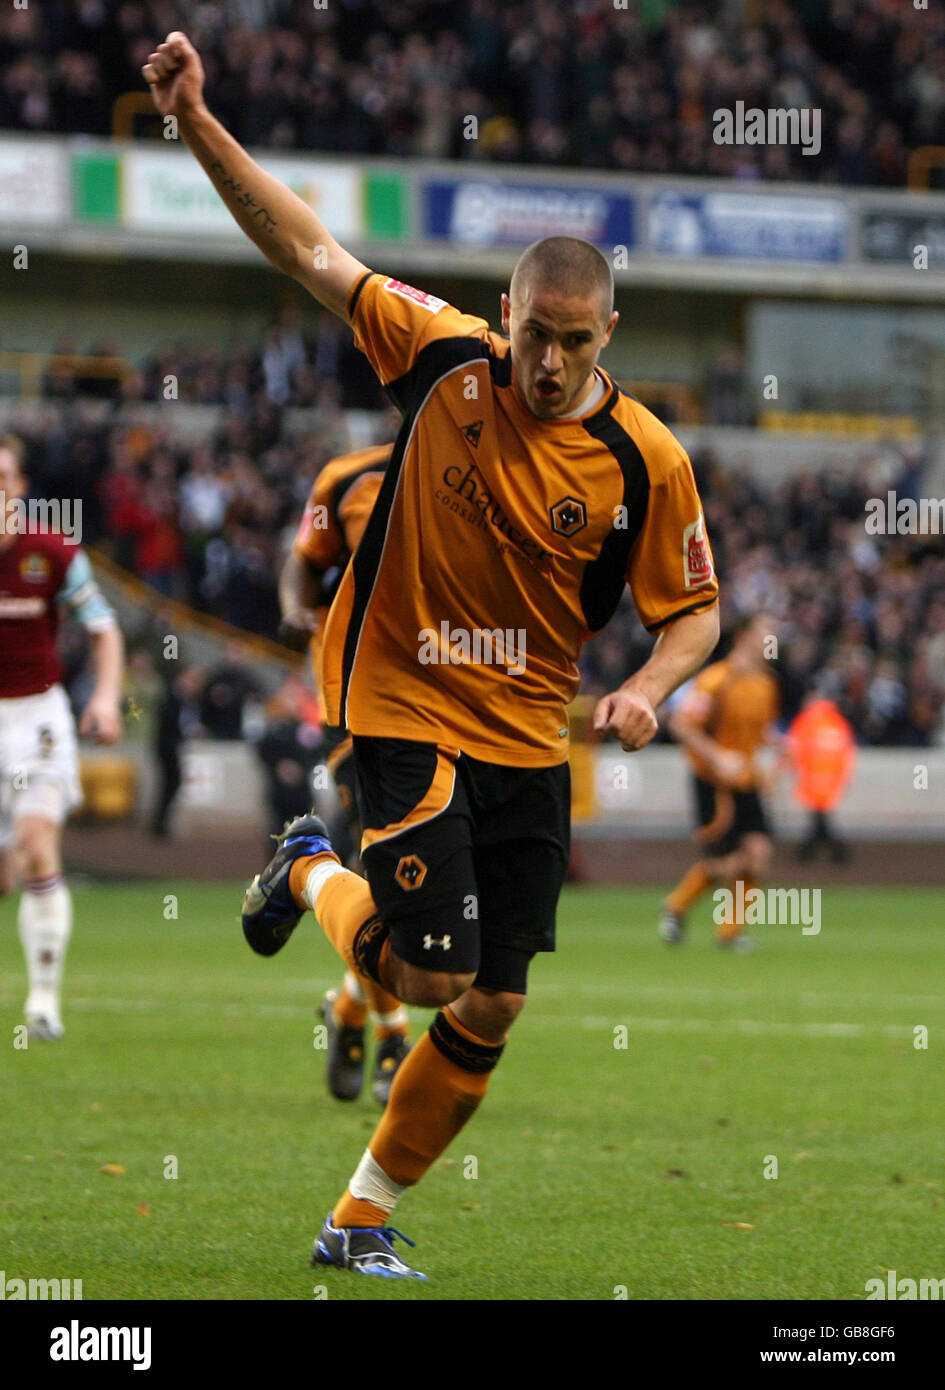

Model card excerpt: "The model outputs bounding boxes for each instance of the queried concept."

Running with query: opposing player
[144,32,720,1279]
[0,435,123,1039]
[280,442,411,1105]
[661,611,781,949]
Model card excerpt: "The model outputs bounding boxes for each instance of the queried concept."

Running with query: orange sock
[332,986,367,1031]
[665,862,712,914]
[288,856,388,981]
[331,1190,390,1229]
[332,1006,504,1228]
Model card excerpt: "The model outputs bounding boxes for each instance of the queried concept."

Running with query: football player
[0,435,123,1039]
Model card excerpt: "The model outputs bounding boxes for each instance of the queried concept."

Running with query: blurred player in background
[279,441,411,1106]
[0,436,123,1039]
[144,32,719,1280]
[663,611,780,949]
[784,687,856,862]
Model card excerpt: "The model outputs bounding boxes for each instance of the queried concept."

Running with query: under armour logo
[423,934,452,951]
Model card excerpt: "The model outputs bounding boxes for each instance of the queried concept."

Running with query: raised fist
[142,31,206,118]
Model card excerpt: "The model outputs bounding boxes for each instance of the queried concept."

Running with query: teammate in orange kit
[279,443,411,1105]
[662,611,781,949]
[784,689,856,863]
[144,30,721,1278]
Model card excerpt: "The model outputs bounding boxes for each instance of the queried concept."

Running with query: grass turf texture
[1,882,941,1301]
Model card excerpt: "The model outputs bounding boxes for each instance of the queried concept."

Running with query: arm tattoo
[208,158,277,233]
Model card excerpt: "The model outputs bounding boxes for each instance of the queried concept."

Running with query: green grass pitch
[2,881,942,1301]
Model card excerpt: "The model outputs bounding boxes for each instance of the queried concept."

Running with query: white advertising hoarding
[124,147,360,239]
[0,138,69,225]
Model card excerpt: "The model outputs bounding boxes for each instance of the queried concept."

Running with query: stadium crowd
[0,0,940,188]
[7,370,943,748]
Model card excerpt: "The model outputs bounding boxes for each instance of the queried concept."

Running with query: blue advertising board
[649,190,847,262]
[424,178,635,249]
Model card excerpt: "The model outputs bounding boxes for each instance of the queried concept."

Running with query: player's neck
[560,368,605,418]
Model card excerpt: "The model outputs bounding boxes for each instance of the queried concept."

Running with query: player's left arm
[82,624,124,744]
[59,550,124,744]
[594,604,720,751]
[595,437,720,751]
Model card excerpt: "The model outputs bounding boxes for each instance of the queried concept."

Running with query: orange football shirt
[321,273,719,767]
[293,443,391,706]
[682,658,780,789]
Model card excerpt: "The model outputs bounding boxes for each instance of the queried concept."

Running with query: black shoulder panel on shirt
[579,412,650,633]
[384,335,489,414]
[330,458,390,525]
[338,338,488,717]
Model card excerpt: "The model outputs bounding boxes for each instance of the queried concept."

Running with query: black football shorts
[351,735,570,994]
[693,774,770,857]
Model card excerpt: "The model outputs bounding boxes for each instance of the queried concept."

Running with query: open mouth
[535,379,562,400]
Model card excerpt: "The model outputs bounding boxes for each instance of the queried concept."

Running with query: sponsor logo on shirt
[384,279,447,314]
[0,595,46,617]
[20,552,50,583]
[683,515,713,588]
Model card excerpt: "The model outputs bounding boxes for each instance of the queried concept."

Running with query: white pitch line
[531,1015,917,1039]
[0,992,921,1038]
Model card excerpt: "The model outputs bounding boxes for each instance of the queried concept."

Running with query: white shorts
[0,685,82,848]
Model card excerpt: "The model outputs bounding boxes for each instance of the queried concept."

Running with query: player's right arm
[142,32,368,319]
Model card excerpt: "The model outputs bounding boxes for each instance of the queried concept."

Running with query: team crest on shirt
[395,854,428,891]
[20,552,50,583]
[383,279,447,315]
[550,496,587,538]
[683,515,713,588]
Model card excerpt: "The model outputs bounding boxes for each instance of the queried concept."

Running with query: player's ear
[500,292,512,334]
[601,309,619,347]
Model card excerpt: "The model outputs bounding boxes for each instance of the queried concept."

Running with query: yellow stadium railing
[0,351,133,399]
[760,410,921,437]
[88,548,301,672]
[907,146,945,190]
[112,92,164,139]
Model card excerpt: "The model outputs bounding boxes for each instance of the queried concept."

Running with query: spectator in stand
[254,676,324,844]
[199,641,264,741]
[151,664,205,838]
[1,0,941,187]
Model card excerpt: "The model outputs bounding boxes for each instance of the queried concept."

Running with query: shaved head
[510,237,614,326]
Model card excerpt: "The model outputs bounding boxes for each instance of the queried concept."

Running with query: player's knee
[13,831,59,881]
[386,954,475,1008]
[744,838,772,878]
